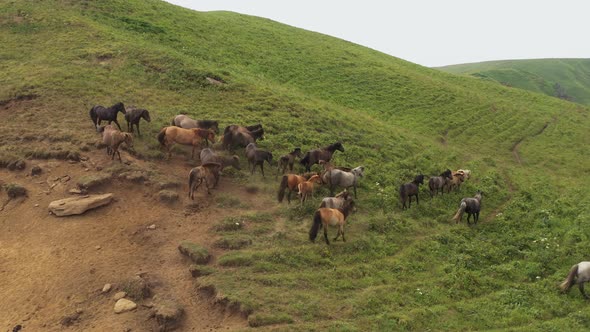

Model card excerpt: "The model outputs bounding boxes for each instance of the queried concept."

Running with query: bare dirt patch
[0,150,265,331]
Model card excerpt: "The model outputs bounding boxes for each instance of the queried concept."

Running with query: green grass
[1,0,590,330]
[438,58,590,105]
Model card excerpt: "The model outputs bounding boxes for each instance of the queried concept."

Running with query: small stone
[158,190,179,203]
[113,291,127,301]
[31,165,42,176]
[95,245,101,250]
[34,204,39,207]
[102,283,112,292]
[114,298,137,314]
[85,168,89,172]
[147,224,156,230]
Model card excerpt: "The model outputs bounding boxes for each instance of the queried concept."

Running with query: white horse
[560,261,590,298]
[322,166,365,198]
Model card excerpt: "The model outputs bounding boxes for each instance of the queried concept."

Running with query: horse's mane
[198,119,218,126]
[325,142,343,151]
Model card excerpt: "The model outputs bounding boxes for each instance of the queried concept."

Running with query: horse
[276,147,302,178]
[223,125,265,151]
[277,173,318,203]
[223,124,262,135]
[171,114,220,134]
[447,171,465,193]
[124,108,151,136]
[321,166,365,198]
[320,190,352,209]
[199,148,241,187]
[300,142,344,172]
[157,126,215,159]
[452,191,483,225]
[560,262,590,298]
[245,143,273,177]
[100,125,133,162]
[297,174,322,204]
[309,199,355,245]
[188,162,222,198]
[90,102,126,130]
[429,169,453,197]
[399,174,425,209]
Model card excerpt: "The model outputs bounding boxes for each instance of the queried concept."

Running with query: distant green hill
[1,1,590,330]
[438,58,590,105]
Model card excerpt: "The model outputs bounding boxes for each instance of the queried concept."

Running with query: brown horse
[100,125,133,162]
[222,124,265,150]
[429,169,453,198]
[297,174,322,204]
[277,172,318,203]
[157,126,215,159]
[188,162,222,198]
[447,171,465,192]
[309,199,355,245]
[300,142,344,172]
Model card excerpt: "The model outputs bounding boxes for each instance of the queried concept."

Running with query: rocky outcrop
[48,193,113,217]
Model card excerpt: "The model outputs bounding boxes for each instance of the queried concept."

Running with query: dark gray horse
[223,125,265,151]
[452,191,483,225]
[245,143,273,177]
[125,108,151,136]
[276,147,302,178]
[300,142,344,172]
[199,148,240,186]
[428,169,452,198]
[90,102,126,130]
[399,174,425,209]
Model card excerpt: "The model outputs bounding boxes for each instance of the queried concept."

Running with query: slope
[438,58,590,105]
[1,0,590,330]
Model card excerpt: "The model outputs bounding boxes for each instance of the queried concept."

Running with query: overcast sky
[165,0,590,67]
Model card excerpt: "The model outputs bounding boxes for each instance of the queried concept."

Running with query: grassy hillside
[438,58,590,105]
[1,0,590,330]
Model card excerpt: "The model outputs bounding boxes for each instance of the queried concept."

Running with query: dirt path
[0,151,258,331]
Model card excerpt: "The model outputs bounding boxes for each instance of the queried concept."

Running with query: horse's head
[123,133,134,148]
[441,169,452,179]
[333,142,345,152]
[415,174,425,184]
[207,130,216,143]
[352,166,365,177]
[293,147,302,157]
[266,152,274,165]
[142,109,151,122]
[115,102,126,114]
[231,155,241,170]
[309,174,321,184]
[211,121,220,134]
[475,191,483,201]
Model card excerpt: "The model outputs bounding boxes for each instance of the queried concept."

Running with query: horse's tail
[89,107,97,126]
[319,199,327,208]
[309,210,322,242]
[277,175,288,202]
[157,127,167,146]
[399,184,406,203]
[452,201,467,222]
[560,264,579,292]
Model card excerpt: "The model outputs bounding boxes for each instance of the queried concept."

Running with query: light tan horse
[100,125,133,162]
[560,261,590,298]
[309,199,355,245]
[297,174,321,204]
[188,162,222,198]
[157,126,215,159]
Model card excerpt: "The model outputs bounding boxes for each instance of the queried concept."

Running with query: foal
[399,174,425,209]
[125,108,151,136]
[277,173,318,203]
[188,163,222,198]
[297,174,321,204]
[245,143,273,177]
[276,147,302,178]
[100,125,133,162]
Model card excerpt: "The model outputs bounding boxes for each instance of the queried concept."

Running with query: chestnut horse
[309,199,355,245]
[157,126,215,159]
[277,172,317,203]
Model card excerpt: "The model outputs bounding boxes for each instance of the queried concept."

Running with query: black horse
[300,142,344,172]
[125,108,151,136]
[90,102,126,130]
[399,174,425,209]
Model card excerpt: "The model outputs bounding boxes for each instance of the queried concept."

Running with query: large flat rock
[48,193,114,217]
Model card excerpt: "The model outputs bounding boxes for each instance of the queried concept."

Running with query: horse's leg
[333,228,340,241]
[113,119,122,131]
[136,123,141,137]
[580,282,590,299]
[354,185,357,199]
[287,190,291,204]
[416,193,419,206]
[260,163,265,177]
[323,226,330,245]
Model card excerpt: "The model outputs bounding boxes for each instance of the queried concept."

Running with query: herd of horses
[89,102,585,297]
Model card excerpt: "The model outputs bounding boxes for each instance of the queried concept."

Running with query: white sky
[165,0,590,67]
